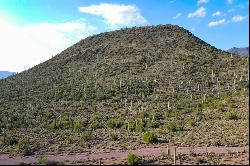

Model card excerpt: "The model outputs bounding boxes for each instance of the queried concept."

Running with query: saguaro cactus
[233,79,236,92]
[173,147,177,165]
[119,79,122,89]
[130,100,133,111]
[211,69,214,81]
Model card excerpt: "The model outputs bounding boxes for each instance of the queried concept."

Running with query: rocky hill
[0,24,248,156]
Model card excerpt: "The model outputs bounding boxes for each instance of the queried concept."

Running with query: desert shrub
[88,120,102,130]
[18,137,32,156]
[109,132,119,141]
[80,131,91,143]
[38,156,47,165]
[49,120,57,130]
[73,119,83,131]
[146,120,160,128]
[58,118,71,130]
[187,118,196,127]
[38,155,64,165]
[127,153,140,165]
[142,131,157,144]
[175,120,186,131]
[135,119,144,132]
[241,120,249,127]
[2,135,18,146]
[107,119,123,129]
[226,112,238,120]
[167,122,177,132]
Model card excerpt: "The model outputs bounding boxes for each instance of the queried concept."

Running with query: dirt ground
[0,145,248,165]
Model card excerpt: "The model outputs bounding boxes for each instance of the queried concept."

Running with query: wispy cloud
[187,7,206,18]
[173,12,182,19]
[198,0,209,5]
[227,8,235,13]
[79,3,147,29]
[231,15,248,22]
[0,18,96,72]
[208,19,228,27]
[212,11,222,16]
[227,0,233,4]
[169,0,176,3]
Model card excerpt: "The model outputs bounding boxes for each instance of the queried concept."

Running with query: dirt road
[0,146,248,165]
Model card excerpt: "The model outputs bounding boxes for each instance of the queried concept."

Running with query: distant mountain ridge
[0,71,16,79]
[227,47,249,56]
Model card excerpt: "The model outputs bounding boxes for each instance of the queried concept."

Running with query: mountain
[0,71,16,79]
[0,24,248,157]
[227,47,249,56]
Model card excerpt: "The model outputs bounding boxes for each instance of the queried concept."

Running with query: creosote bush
[2,135,18,146]
[226,112,238,120]
[127,153,140,165]
[107,119,123,129]
[18,137,32,156]
[142,131,158,144]
[167,122,177,132]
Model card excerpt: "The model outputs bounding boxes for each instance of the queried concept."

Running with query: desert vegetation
[0,25,248,164]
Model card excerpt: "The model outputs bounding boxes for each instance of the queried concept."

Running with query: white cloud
[232,15,248,22]
[0,18,96,72]
[208,19,227,27]
[79,3,147,29]
[227,0,233,4]
[198,0,209,5]
[173,12,182,19]
[187,7,206,18]
[212,11,222,16]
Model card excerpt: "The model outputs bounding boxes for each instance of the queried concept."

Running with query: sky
[0,0,249,72]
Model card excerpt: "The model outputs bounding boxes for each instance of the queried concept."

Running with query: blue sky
[0,0,249,72]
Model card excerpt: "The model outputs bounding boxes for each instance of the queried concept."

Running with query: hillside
[227,47,249,56]
[0,24,248,158]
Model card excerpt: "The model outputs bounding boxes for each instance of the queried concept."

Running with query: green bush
[2,135,18,146]
[167,122,177,132]
[187,118,196,127]
[18,138,32,156]
[176,120,185,131]
[80,131,91,143]
[88,121,101,130]
[226,112,238,120]
[127,153,140,165]
[146,120,160,128]
[107,119,123,129]
[135,119,144,132]
[38,156,47,165]
[109,132,118,141]
[73,119,83,131]
[49,120,57,130]
[142,131,157,144]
